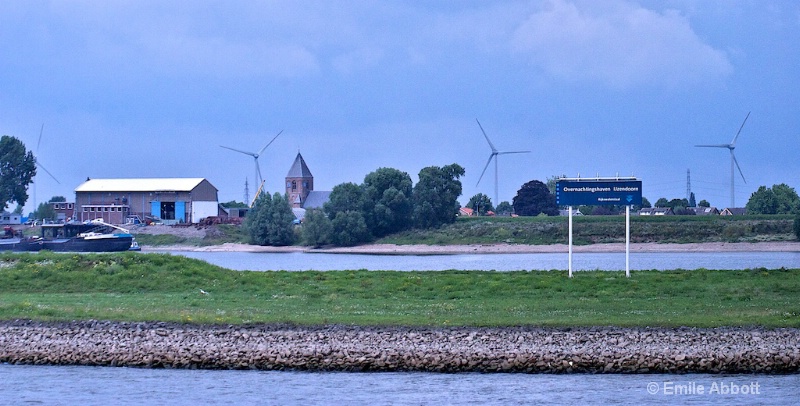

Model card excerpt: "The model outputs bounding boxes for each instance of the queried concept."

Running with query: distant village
[0,147,748,227]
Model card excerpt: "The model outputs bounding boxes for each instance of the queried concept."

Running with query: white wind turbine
[220,130,283,187]
[31,124,60,214]
[695,112,750,209]
[475,119,530,205]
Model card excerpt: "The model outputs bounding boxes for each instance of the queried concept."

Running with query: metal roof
[286,153,313,178]
[75,178,212,193]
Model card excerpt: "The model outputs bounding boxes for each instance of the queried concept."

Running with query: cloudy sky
[2,0,798,213]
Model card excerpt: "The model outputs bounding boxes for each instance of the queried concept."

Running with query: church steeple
[286,152,313,208]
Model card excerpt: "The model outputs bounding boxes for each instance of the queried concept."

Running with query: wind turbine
[475,119,530,205]
[695,112,750,209]
[31,124,60,214]
[220,130,283,187]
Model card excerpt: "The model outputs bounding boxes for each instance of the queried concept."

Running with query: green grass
[132,224,251,246]
[378,215,796,245]
[0,252,798,327]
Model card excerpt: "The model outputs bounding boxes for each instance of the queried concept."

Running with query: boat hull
[40,236,134,252]
[0,236,134,252]
[0,239,44,252]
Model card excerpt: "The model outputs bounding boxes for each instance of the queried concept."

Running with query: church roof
[286,152,313,178]
[303,191,331,209]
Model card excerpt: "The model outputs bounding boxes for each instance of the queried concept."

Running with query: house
[51,202,76,222]
[459,207,474,217]
[720,207,747,216]
[638,207,674,216]
[692,206,720,216]
[559,208,582,217]
[74,178,219,225]
[220,205,249,219]
[0,212,22,225]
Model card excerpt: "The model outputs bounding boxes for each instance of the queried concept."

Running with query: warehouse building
[74,178,219,225]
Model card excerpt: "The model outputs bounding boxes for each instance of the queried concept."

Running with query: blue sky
[2,0,798,213]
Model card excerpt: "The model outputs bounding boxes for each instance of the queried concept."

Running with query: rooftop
[75,178,212,193]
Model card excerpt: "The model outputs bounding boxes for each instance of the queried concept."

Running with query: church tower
[286,152,313,208]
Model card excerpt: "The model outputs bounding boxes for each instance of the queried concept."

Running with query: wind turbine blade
[34,158,60,184]
[731,151,746,183]
[695,144,730,148]
[257,130,283,156]
[475,119,497,153]
[731,111,750,146]
[220,145,257,157]
[37,124,44,151]
[497,150,531,155]
[476,155,494,186]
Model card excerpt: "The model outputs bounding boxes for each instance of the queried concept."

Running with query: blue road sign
[556,179,642,206]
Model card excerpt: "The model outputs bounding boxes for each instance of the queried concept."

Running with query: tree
[49,196,66,203]
[412,163,465,228]
[301,208,332,248]
[746,184,800,215]
[640,197,652,209]
[512,180,558,216]
[772,183,800,214]
[545,174,566,194]
[31,202,56,221]
[795,214,800,241]
[495,201,513,216]
[654,198,669,208]
[688,192,697,208]
[467,193,494,216]
[266,193,296,245]
[330,210,371,246]
[0,135,37,210]
[667,198,692,215]
[746,186,776,214]
[362,167,413,237]
[698,200,711,208]
[324,182,365,219]
[221,200,248,208]
[245,192,296,246]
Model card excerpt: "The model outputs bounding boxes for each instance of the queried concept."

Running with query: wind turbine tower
[695,112,750,209]
[31,124,60,213]
[475,119,531,205]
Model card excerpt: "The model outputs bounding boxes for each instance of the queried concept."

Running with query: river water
[2,364,798,405]
[164,251,800,272]
[4,251,800,404]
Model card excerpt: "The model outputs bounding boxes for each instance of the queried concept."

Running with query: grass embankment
[380,215,796,245]
[1,252,798,327]
[132,224,250,247]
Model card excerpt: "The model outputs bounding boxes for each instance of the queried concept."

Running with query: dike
[1,320,799,373]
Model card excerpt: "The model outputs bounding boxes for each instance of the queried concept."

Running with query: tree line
[245,164,465,246]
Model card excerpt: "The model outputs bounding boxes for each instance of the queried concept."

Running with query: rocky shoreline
[2,320,798,373]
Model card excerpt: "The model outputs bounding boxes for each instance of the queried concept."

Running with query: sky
[2,0,799,214]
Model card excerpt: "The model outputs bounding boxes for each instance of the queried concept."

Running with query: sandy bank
[142,241,800,254]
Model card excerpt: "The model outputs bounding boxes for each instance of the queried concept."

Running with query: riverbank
[142,241,800,254]
[1,320,798,373]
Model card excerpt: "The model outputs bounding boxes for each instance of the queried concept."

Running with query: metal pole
[568,205,573,278]
[626,205,630,278]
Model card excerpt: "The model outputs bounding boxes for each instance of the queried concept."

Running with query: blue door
[175,201,186,222]
[151,201,160,219]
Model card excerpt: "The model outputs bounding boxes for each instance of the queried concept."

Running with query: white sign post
[557,177,642,278]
